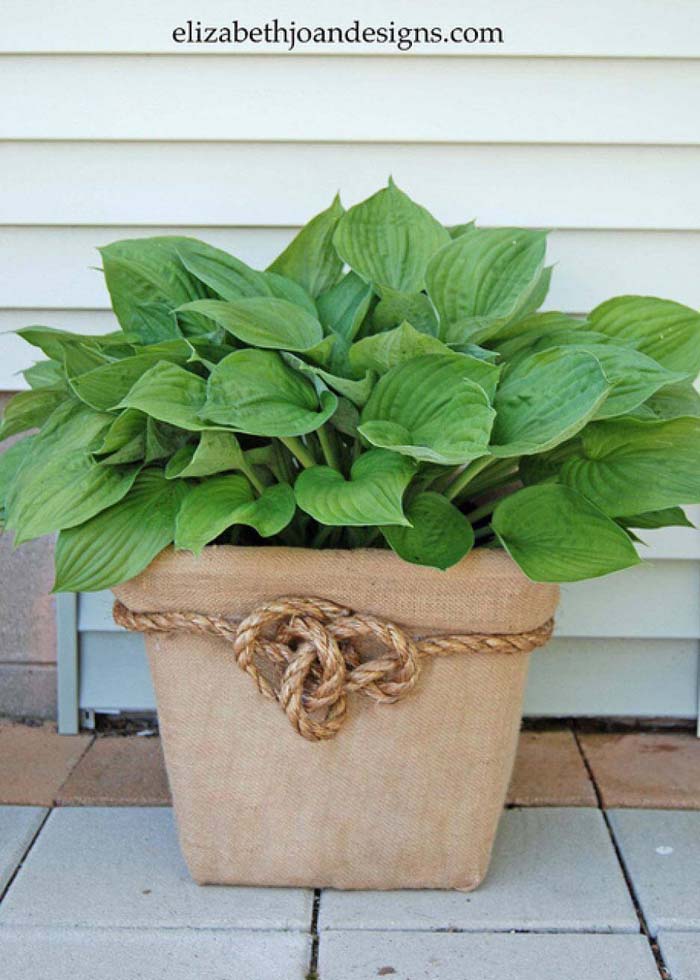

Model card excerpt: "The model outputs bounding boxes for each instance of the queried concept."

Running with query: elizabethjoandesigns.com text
[171,18,505,51]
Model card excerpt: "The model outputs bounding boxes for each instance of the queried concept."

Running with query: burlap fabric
[113,546,559,890]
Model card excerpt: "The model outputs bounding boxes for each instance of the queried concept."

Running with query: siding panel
[2,56,699,143]
[4,1,699,58]
[4,143,698,230]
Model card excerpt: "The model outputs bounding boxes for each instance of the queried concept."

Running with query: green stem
[238,457,266,496]
[465,499,498,525]
[467,460,518,497]
[280,436,316,469]
[473,524,495,542]
[444,456,493,502]
[317,424,341,471]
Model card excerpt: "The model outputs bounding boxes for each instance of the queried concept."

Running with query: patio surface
[0,722,699,978]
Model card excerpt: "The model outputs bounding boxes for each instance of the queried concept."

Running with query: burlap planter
[113,546,558,891]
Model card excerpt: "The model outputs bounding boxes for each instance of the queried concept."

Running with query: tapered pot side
[113,546,559,890]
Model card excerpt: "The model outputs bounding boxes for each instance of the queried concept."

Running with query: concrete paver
[580,733,700,809]
[0,722,91,806]
[0,807,313,930]
[0,806,46,894]
[658,931,700,980]
[320,808,638,933]
[0,926,311,980]
[507,729,596,806]
[56,736,170,806]
[608,808,700,936]
[319,931,659,980]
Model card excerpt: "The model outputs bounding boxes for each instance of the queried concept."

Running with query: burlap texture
[113,546,559,890]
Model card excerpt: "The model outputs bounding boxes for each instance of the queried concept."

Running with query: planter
[113,545,558,891]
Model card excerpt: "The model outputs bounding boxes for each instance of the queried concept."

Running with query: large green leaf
[5,403,139,544]
[175,477,295,553]
[267,195,344,297]
[559,417,700,517]
[492,484,641,582]
[333,180,449,293]
[178,238,319,311]
[16,326,122,361]
[94,410,148,465]
[490,348,609,457]
[281,351,376,409]
[382,492,474,569]
[618,507,694,530]
[294,449,415,526]
[371,287,439,336]
[348,321,451,375]
[176,238,272,300]
[69,353,188,411]
[53,470,187,592]
[426,228,547,341]
[99,237,210,336]
[646,382,700,419]
[165,430,245,479]
[360,354,495,464]
[119,362,210,430]
[316,271,374,342]
[177,297,323,352]
[0,387,69,440]
[22,359,66,390]
[0,437,35,508]
[589,295,700,376]
[502,332,683,420]
[204,349,337,436]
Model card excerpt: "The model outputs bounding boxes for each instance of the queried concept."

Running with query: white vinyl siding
[3,2,698,721]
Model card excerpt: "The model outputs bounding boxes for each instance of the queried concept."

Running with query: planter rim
[113,545,559,636]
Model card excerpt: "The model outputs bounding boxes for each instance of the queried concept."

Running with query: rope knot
[113,596,554,742]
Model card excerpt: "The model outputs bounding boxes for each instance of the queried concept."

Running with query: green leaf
[177,297,323,352]
[585,346,685,419]
[16,326,119,362]
[371,287,439,336]
[100,237,210,336]
[22,360,66,390]
[267,195,345,297]
[165,430,246,478]
[204,349,337,436]
[176,239,272,299]
[317,271,374,341]
[618,507,694,530]
[333,180,449,293]
[0,388,69,440]
[426,228,547,341]
[0,437,35,508]
[175,477,295,553]
[295,448,415,526]
[53,470,187,592]
[360,354,495,464]
[69,353,187,411]
[382,492,474,570]
[281,351,376,409]
[263,272,317,314]
[589,295,700,376]
[119,362,210,431]
[94,410,148,465]
[492,484,641,582]
[645,382,700,419]
[5,403,139,544]
[490,348,609,457]
[559,417,700,517]
[349,321,453,376]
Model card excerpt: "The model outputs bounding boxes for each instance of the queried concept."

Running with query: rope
[113,596,553,742]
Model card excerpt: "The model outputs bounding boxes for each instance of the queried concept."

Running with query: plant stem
[444,456,493,502]
[473,524,495,542]
[280,436,316,469]
[465,499,498,525]
[238,458,266,496]
[317,424,341,471]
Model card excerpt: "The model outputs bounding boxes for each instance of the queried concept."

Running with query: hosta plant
[2,181,700,592]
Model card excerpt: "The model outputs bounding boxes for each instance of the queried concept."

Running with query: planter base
[114,546,558,890]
